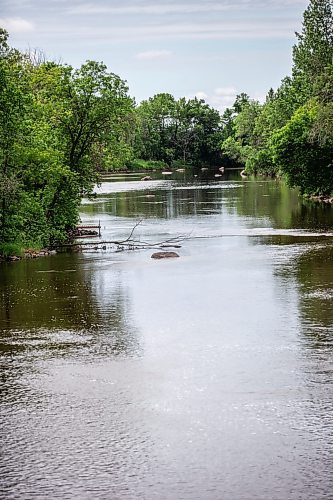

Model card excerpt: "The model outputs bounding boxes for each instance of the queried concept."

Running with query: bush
[0,243,23,257]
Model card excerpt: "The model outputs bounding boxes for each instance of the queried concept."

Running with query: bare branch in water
[54,219,188,252]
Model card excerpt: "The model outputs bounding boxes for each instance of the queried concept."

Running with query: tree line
[220,0,333,196]
[0,0,332,255]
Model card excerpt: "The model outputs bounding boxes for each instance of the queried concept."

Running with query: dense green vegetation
[0,0,332,256]
[133,93,222,168]
[0,30,134,253]
[220,0,333,196]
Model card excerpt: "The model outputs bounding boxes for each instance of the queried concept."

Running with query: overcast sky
[1,0,308,110]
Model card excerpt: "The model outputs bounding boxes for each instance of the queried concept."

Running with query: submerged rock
[151,251,180,259]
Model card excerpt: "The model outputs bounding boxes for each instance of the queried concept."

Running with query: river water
[1,171,333,499]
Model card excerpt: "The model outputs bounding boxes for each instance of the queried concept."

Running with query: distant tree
[233,93,250,113]
[135,94,222,166]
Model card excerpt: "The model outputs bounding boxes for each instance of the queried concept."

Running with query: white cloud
[68,0,307,16]
[192,87,267,111]
[195,91,208,100]
[0,17,34,33]
[40,20,298,42]
[214,87,237,97]
[189,87,238,111]
[211,88,238,110]
[136,50,173,60]
[68,2,232,15]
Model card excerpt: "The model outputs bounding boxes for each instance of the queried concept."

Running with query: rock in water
[151,251,179,259]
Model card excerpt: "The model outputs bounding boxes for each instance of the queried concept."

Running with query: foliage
[134,94,222,167]
[0,242,23,257]
[220,0,333,195]
[271,102,333,195]
[293,0,333,84]
[0,30,135,254]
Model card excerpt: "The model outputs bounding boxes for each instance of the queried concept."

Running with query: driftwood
[54,219,333,255]
[54,220,188,253]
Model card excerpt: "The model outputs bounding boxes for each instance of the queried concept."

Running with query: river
[1,171,332,499]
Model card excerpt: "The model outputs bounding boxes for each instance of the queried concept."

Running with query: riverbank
[0,248,57,262]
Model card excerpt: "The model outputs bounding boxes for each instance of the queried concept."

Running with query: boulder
[151,251,180,259]
[141,176,152,181]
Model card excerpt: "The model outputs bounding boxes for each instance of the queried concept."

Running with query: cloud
[211,87,238,110]
[136,50,173,60]
[68,0,307,16]
[68,2,232,15]
[214,87,237,97]
[195,91,208,100]
[192,87,267,111]
[39,20,298,43]
[188,87,238,111]
[0,17,34,33]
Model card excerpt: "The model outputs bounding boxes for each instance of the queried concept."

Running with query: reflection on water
[1,171,333,499]
[0,253,140,360]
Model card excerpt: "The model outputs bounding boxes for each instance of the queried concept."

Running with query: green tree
[293,0,333,83]
[0,30,135,254]
[0,30,29,246]
[135,94,222,167]
[271,101,333,195]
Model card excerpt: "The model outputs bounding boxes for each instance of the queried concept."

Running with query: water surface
[1,172,333,499]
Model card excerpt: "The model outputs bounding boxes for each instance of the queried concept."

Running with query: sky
[1,0,309,111]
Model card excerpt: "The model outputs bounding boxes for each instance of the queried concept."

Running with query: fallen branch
[54,219,189,252]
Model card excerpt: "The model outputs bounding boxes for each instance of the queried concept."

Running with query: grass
[0,243,24,258]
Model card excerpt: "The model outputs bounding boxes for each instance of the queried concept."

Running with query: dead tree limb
[54,219,189,252]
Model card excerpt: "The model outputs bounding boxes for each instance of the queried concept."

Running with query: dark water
[1,171,333,499]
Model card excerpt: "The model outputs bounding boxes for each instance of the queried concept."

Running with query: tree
[135,93,176,163]
[271,101,333,195]
[135,94,222,167]
[0,30,136,253]
[0,30,29,245]
[293,0,333,83]
[26,60,135,243]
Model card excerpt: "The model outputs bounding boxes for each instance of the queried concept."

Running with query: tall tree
[0,29,29,244]
[293,0,333,82]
